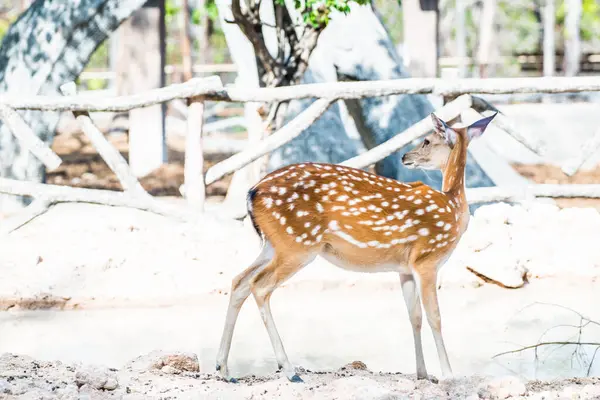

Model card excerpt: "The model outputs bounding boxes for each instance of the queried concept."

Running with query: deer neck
[442,134,470,231]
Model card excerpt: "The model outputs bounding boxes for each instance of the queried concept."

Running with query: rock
[126,350,200,373]
[75,366,119,390]
[477,376,527,399]
[55,384,79,398]
[340,360,368,371]
[0,379,10,394]
[161,365,181,375]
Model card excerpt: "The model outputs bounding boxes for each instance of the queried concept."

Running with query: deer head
[401,112,497,171]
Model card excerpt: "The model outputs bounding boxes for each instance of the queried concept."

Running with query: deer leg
[417,271,453,380]
[216,241,273,382]
[250,253,313,383]
[400,272,428,380]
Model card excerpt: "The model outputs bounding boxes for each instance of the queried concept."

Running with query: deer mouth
[402,160,416,168]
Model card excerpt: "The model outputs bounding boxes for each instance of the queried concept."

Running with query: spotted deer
[216,111,497,383]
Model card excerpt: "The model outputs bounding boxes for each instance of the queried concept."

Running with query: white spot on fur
[263,197,274,208]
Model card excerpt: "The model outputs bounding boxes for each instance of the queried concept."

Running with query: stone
[161,365,181,375]
[0,379,10,394]
[340,360,368,371]
[75,366,118,390]
[477,376,527,399]
[126,350,200,373]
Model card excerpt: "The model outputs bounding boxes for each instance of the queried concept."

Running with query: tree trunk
[456,0,467,78]
[180,0,194,82]
[402,0,439,78]
[115,0,167,178]
[563,0,582,77]
[543,0,556,77]
[0,0,147,212]
[476,0,497,78]
[192,0,214,64]
[215,0,269,215]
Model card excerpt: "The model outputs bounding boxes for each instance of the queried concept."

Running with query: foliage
[191,0,218,25]
[497,1,541,54]
[557,0,600,42]
[274,0,369,28]
[373,0,403,43]
[0,17,13,42]
[165,0,180,24]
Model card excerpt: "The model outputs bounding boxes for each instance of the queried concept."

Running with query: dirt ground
[1,351,599,399]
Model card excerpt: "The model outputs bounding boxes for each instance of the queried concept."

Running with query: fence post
[184,96,206,211]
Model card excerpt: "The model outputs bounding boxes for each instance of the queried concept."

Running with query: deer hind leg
[250,252,314,383]
[416,270,453,380]
[399,272,428,380]
[216,241,273,382]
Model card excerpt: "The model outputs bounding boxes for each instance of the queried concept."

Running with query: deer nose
[401,154,407,162]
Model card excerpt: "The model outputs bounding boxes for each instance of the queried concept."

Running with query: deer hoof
[289,374,304,383]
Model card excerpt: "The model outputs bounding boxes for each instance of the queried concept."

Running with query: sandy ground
[1,201,600,398]
[1,351,600,399]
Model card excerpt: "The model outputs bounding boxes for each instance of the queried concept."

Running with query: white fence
[2,75,600,228]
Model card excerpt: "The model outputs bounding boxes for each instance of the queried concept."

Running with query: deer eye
[423,139,430,146]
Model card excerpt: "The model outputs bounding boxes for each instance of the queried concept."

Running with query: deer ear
[467,112,498,140]
[431,113,457,146]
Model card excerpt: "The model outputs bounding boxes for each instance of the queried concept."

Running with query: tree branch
[231,0,277,84]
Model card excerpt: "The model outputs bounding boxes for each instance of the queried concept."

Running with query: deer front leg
[399,272,428,380]
[417,271,453,380]
[250,254,312,383]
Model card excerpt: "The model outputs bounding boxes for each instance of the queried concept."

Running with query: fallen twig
[494,302,600,377]
[0,199,51,235]
[492,341,600,359]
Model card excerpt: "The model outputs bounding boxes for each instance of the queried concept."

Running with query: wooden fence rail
[4,76,600,111]
[2,75,600,225]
